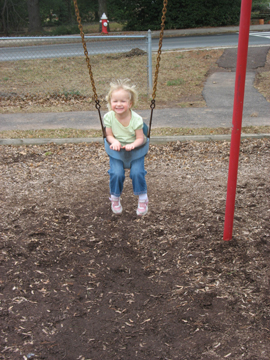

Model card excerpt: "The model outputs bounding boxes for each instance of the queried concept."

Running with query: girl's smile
[110,89,132,118]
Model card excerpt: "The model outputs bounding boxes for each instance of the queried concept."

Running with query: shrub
[50,25,80,35]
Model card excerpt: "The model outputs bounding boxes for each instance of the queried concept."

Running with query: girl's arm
[123,129,145,152]
[106,127,122,151]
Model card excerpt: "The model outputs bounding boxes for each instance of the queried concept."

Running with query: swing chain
[73,0,167,139]
[150,99,156,110]
[95,100,107,138]
[148,0,167,138]
[73,0,98,103]
[95,99,101,110]
[147,99,156,139]
[152,0,168,101]
[73,0,106,138]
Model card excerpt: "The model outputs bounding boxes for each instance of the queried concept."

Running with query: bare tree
[27,0,42,33]
[1,0,8,34]
[1,0,28,34]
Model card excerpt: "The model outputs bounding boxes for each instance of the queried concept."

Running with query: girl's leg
[108,157,125,197]
[130,156,148,215]
[129,156,147,195]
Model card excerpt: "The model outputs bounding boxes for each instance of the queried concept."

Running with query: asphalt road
[1,31,270,61]
[160,32,270,51]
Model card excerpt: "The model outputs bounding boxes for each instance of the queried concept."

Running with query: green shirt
[104,110,144,146]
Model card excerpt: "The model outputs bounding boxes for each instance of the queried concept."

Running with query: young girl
[104,79,148,216]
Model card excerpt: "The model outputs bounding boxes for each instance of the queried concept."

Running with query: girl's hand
[110,140,122,151]
[122,144,135,152]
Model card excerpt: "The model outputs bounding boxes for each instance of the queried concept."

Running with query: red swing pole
[223,0,253,241]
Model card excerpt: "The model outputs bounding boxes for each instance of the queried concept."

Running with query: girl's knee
[109,168,125,180]
[109,158,125,177]
[130,167,146,179]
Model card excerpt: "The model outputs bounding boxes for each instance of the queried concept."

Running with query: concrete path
[1,70,269,132]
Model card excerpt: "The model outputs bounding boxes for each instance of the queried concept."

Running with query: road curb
[0,134,269,146]
[87,25,270,38]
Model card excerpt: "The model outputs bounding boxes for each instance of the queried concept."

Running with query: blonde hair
[106,79,138,111]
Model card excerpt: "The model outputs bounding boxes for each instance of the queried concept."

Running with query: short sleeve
[132,112,143,131]
[103,112,112,128]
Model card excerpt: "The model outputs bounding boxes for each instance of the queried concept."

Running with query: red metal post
[223,0,253,241]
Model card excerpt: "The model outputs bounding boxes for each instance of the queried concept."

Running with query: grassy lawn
[0,126,269,139]
[1,45,269,139]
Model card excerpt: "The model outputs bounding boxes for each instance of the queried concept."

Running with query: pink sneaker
[136,198,149,216]
[109,197,122,214]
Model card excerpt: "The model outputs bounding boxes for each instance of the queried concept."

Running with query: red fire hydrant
[100,13,109,34]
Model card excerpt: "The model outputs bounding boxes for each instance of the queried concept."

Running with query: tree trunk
[1,0,8,34]
[66,0,73,24]
[27,0,42,34]
[98,0,108,32]
[98,0,107,19]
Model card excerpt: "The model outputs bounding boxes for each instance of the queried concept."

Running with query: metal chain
[73,0,167,139]
[148,0,168,138]
[73,0,98,102]
[152,0,168,101]
[73,0,106,137]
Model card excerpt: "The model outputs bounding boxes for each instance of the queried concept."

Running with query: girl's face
[110,89,132,116]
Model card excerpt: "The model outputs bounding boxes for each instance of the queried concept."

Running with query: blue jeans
[108,156,147,197]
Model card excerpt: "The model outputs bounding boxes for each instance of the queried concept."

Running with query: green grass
[167,78,185,86]
[0,126,269,139]
[0,129,102,139]
[44,151,53,156]
[83,22,124,33]
[45,22,124,35]
[60,89,81,97]
[50,25,80,36]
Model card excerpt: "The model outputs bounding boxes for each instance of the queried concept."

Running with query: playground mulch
[1,138,269,359]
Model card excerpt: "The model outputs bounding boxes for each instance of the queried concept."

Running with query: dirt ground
[0,138,269,360]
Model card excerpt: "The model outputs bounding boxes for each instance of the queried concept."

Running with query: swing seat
[104,123,149,169]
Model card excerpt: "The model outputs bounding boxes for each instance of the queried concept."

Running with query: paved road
[1,32,270,61]
[160,32,270,51]
[0,25,270,61]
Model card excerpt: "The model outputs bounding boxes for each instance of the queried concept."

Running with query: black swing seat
[104,123,149,169]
